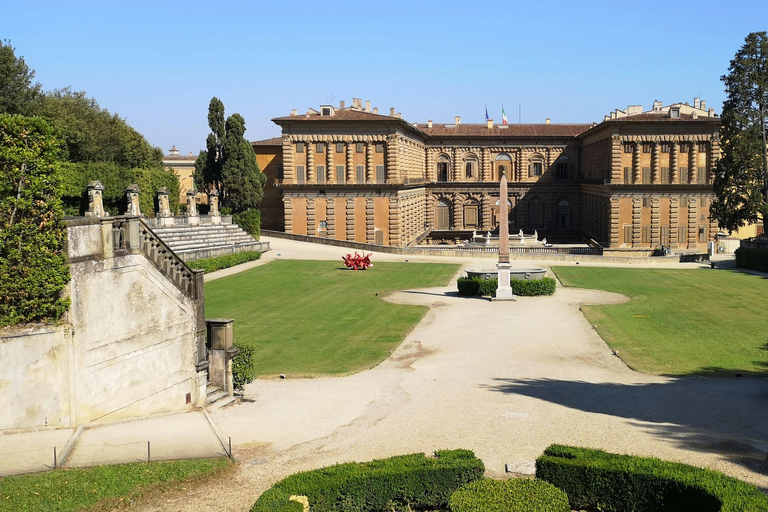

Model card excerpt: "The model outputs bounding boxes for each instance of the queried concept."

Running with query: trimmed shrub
[251,450,485,512]
[234,208,261,239]
[450,478,569,512]
[188,251,262,273]
[536,444,768,512]
[457,276,556,297]
[735,247,768,273]
[232,339,257,391]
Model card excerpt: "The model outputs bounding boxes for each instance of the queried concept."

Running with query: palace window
[680,166,689,181]
[699,226,707,243]
[642,167,651,184]
[623,225,632,244]
[375,143,384,153]
[661,167,670,183]
[680,143,689,153]
[356,142,364,153]
[316,143,324,153]
[336,165,345,183]
[624,143,633,154]
[464,202,479,228]
[624,167,632,183]
[336,142,344,153]
[697,167,707,184]
[661,225,670,246]
[277,165,284,180]
[376,165,386,184]
[661,143,671,153]
[678,225,688,242]
[556,160,569,180]
[356,165,365,183]
[316,165,326,184]
[642,225,651,244]
[529,161,543,177]
[698,142,707,152]
[296,165,306,184]
[296,142,305,153]
[558,200,571,228]
[643,197,651,207]
[642,143,652,153]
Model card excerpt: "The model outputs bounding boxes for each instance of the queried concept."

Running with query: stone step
[206,389,227,404]
[206,384,221,396]
[170,240,258,252]
[161,234,254,245]
[207,395,236,410]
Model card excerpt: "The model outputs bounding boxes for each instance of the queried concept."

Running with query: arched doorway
[435,199,450,229]
[495,153,512,181]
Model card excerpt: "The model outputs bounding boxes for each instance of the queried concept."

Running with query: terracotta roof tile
[606,112,719,122]
[251,137,283,146]
[417,123,593,138]
[272,109,401,123]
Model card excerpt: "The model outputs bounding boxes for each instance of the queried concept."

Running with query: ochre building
[258,98,721,250]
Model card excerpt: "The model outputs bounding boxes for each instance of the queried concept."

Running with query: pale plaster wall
[0,220,202,431]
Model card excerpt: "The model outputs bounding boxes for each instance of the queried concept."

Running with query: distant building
[255,98,721,250]
[162,146,206,205]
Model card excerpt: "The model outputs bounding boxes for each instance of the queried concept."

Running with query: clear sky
[3,1,766,157]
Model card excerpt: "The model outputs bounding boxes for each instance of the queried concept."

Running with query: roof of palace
[604,112,719,122]
[272,109,402,123]
[251,137,283,146]
[416,123,593,138]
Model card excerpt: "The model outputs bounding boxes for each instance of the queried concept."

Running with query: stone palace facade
[257,98,721,250]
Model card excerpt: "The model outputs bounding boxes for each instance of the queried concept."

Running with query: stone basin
[466,268,547,281]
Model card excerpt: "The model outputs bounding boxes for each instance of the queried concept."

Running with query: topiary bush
[536,444,768,512]
[449,478,569,512]
[457,277,556,297]
[234,208,261,239]
[232,339,257,391]
[251,450,485,512]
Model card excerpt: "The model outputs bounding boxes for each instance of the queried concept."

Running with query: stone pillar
[611,137,622,183]
[651,142,660,184]
[453,195,463,230]
[689,142,698,184]
[156,187,173,226]
[282,135,294,183]
[481,193,493,230]
[283,196,293,233]
[206,319,237,398]
[481,148,490,182]
[670,142,679,184]
[365,141,374,183]
[346,198,355,241]
[86,181,105,217]
[632,197,642,246]
[688,197,697,247]
[306,142,315,184]
[125,184,141,217]
[632,142,641,184]
[306,197,316,236]
[326,197,336,239]
[326,141,334,184]
[610,197,621,247]
[494,172,514,301]
[366,198,375,243]
[186,189,199,225]
[386,134,398,184]
[651,197,660,244]
[709,137,720,184]
[669,197,679,248]
[452,148,461,181]
[209,189,221,225]
[389,196,400,246]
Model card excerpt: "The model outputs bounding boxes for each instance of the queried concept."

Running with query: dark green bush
[449,478,569,512]
[536,444,768,512]
[457,277,556,297]
[234,208,261,239]
[188,251,261,273]
[232,339,257,391]
[251,450,485,512]
[735,247,768,273]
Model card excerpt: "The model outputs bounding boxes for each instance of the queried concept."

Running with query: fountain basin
[466,268,547,281]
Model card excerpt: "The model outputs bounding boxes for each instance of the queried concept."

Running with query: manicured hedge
[234,208,261,239]
[250,450,485,512]
[536,444,768,512]
[232,339,257,390]
[734,247,768,273]
[457,277,556,297]
[188,251,262,273]
[449,478,569,512]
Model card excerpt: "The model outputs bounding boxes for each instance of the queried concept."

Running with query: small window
[642,167,651,184]
[642,225,651,244]
[642,197,651,207]
[316,165,326,184]
[556,162,568,180]
[661,167,670,183]
[661,143,671,153]
[356,142,364,153]
[296,142,305,153]
[465,161,475,178]
[322,107,331,116]
[624,167,632,183]
[698,226,707,243]
[530,161,543,177]
[336,165,345,182]
[375,143,384,153]
[680,166,689,181]
[670,108,680,119]
[642,143,652,153]
[678,225,688,242]
[356,165,365,183]
[296,165,306,184]
[698,142,707,153]
[623,225,633,244]
[697,167,707,184]
[277,165,284,180]
[336,142,344,153]
[661,225,670,246]
[623,143,633,154]
[680,144,689,153]
[316,143,324,154]
[376,165,386,184]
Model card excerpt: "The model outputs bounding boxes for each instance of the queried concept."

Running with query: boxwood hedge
[457,276,556,297]
[449,478,569,512]
[734,247,768,273]
[250,450,484,512]
[188,250,262,273]
[536,444,768,512]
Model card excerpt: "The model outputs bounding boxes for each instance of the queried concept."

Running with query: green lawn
[552,267,768,377]
[0,458,231,512]
[204,260,459,377]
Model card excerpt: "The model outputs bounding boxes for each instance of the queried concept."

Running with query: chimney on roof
[701,100,706,111]
[189,152,193,156]
[395,112,401,118]
[653,100,663,111]
[340,100,345,109]
[390,107,395,117]
[427,119,433,128]
[169,146,179,156]
[365,100,371,112]
[692,112,698,119]
[694,97,701,109]
[373,107,378,114]
[708,108,715,117]
[291,109,298,116]
[487,119,493,129]
[455,116,461,125]
[353,98,361,109]
[545,118,551,124]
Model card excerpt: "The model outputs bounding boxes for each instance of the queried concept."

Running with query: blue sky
[3,1,766,156]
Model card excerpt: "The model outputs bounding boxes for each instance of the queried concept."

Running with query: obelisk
[494,171,515,300]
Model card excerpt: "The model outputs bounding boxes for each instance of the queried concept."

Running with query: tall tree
[0,40,42,116]
[194,98,264,212]
[711,31,768,233]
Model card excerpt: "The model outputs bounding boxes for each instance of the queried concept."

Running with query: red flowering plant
[342,252,373,270]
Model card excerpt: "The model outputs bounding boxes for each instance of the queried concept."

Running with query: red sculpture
[342,252,373,270]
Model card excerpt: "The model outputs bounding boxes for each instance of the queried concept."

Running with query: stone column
[209,189,221,225]
[651,142,660,184]
[326,141,334,184]
[206,319,237,398]
[346,142,355,183]
[611,137,622,183]
[365,141,374,183]
[709,137,720,184]
[386,134,398,184]
[632,142,641,184]
[86,181,105,217]
[156,187,173,226]
[125,184,141,217]
[306,142,315,184]
[670,142,679,184]
[186,189,199,225]
[452,148,461,181]
[283,196,293,233]
[481,148,491,182]
[389,196,401,246]
[688,197,697,247]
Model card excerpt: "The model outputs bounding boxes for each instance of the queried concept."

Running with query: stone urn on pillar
[85,181,105,217]
[125,184,141,217]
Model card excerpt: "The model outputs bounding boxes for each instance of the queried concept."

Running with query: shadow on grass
[484,376,768,486]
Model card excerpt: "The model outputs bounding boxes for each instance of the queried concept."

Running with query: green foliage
[536,444,768,512]
[251,450,485,512]
[234,208,261,238]
[0,458,231,512]
[711,31,768,232]
[195,98,265,213]
[59,161,179,216]
[734,247,768,272]
[0,114,70,326]
[0,40,42,116]
[232,338,258,390]
[449,478,569,512]
[188,250,262,273]
[456,277,556,297]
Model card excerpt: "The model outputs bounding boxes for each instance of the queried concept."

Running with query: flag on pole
[502,105,508,125]
[485,105,489,121]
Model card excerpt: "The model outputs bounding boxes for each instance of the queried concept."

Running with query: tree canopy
[195,98,265,213]
[711,31,768,233]
[0,40,42,116]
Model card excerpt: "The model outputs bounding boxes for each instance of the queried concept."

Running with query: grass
[0,458,231,512]
[552,266,768,377]
[204,260,459,377]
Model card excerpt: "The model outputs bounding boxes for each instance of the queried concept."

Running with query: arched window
[495,153,512,180]
[558,199,571,228]
[435,199,451,229]
[436,155,450,182]
[529,154,544,178]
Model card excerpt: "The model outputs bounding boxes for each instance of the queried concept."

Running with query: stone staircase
[206,382,236,410]
[149,223,268,262]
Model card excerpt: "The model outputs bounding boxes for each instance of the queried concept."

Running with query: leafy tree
[0,40,42,116]
[0,114,70,326]
[195,98,265,213]
[711,31,768,233]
